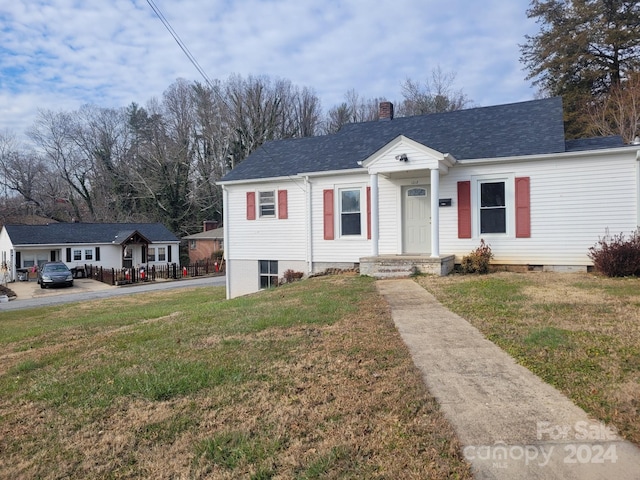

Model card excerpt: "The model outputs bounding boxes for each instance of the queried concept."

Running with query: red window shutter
[515,177,531,238]
[278,190,288,219]
[366,186,371,240]
[457,181,472,238]
[323,189,334,240]
[246,192,256,220]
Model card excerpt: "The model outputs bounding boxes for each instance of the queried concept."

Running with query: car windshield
[45,264,69,272]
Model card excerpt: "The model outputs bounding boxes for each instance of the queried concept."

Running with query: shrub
[460,239,493,274]
[282,269,304,284]
[588,230,640,277]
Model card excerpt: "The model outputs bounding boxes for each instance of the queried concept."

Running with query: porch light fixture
[395,153,408,162]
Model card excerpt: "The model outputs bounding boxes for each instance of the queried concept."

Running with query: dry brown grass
[0,276,472,479]
[417,271,640,446]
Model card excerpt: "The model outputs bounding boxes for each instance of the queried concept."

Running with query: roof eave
[298,168,365,178]
[218,175,297,186]
[457,144,639,166]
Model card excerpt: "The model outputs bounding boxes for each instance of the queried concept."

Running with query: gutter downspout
[222,185,230,300]
[304,176,313,274]
[636,149,640,229]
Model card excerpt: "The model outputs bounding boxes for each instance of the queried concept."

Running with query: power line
[145,0,215,90]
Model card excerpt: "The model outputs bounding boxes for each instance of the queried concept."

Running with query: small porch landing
[360,254,455,279]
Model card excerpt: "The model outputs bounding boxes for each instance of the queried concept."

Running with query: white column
[370,173,379,256]
[430,168,440,258]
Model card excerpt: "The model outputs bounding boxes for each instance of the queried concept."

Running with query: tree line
[0,70,470,234]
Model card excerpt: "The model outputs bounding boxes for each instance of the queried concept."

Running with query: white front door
[403,186,431,254]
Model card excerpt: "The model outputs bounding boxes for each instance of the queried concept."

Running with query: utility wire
[144,0,285,171]
[146,0,215,90]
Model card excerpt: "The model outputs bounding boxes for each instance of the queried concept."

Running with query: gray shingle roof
[4,223,179,246]
[565,136,624,152]
[183,227,224,240]
[221,97,587,183]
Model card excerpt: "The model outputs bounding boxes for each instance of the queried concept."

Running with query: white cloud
[0,0,537,136]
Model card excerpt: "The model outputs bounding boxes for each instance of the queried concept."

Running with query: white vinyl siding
[225,181,306,262]
[311,175,371,262]
[439,151,638,265]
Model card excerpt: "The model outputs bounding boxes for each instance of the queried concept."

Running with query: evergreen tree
[521,0,640,137]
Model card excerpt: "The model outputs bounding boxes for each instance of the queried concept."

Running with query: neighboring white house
[218,97,640,299]
[0,222,180,282]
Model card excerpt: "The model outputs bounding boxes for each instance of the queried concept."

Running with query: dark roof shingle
[4,223,179,246]
[221,97,571,182]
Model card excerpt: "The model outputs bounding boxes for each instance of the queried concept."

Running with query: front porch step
[359,255,455,279]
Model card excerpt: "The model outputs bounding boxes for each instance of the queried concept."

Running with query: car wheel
[40,283,46,289]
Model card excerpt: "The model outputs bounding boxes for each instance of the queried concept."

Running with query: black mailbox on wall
[439,198,452,207]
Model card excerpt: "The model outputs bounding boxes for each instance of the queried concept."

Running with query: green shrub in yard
[460,239,493,274]
[588,230,640,277]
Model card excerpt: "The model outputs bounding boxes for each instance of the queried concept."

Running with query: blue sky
[0,0,538,137]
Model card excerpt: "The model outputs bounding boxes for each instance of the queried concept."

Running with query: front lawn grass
[0,275,471,479]
[417,271,640,446]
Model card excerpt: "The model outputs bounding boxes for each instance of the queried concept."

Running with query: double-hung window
[85,249,93,261]
[479,181,506,234]
[259,191,275,217]
[158,247,166,262]
[340,189,361,236]
[73,249,82,261]
[259,260,278,289]
[148,248,156,262]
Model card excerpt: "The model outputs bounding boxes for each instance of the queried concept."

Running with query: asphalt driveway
[0,275,226,311]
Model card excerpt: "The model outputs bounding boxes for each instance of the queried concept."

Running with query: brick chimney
[203,220,218,232]
[379,101,394,121]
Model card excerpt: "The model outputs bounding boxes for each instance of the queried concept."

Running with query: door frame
[402,185,431,254]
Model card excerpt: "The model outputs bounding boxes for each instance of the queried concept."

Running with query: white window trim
[259,260,279,289]
[258,190,276,218]
[471,174,514,238]
[337,185,366,240]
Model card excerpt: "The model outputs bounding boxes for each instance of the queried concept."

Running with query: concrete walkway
[377,279,640,480]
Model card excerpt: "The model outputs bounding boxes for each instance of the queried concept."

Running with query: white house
[218,97,640,299]
[0,222,180,282]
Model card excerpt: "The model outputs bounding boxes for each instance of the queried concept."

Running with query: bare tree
[28,110,95,221]
[9,74,322,231]
[587,72,640,143]
[324,103,352,134]
[0,130,73,221]
[126,81,197,233]
[323,90,383,133]
[189,81,232,230]
[397,66,473,116]
[72,104,134,221]
[292,86,321,137]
